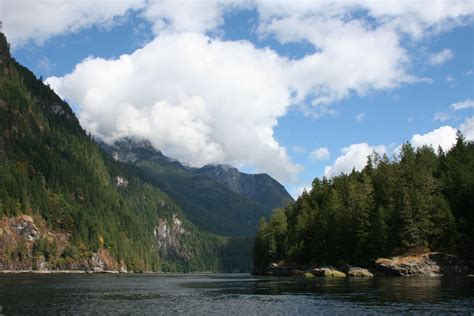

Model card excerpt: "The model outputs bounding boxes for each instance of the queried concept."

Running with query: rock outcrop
[341,265,374,277]
[312,267,346,277]
[375,252,469,276]
[258,261,350,278]
[0,215,127,273]
[154,214,191,261]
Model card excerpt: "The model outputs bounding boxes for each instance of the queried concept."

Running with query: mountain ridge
[100,137,294,237]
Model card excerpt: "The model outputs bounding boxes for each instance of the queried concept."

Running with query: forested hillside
[0,33,251,272]
[254,139,474,269]
[102,138,293,236]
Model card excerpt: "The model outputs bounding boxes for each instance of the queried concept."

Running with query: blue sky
[4,1,474,197]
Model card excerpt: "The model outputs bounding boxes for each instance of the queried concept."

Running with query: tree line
[255,137,473,269]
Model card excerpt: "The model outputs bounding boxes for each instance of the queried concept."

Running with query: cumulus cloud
[450,99,474,110]
[290,183,313,199]
[324,143,386,178]
[309,147,330,162]
[46,33,301,181]
[141,0,246,35]
[411,126,458,151]
[459,116,474,140]
[2,0,145,47]
[429,48,454,65]
[326,117,473,179]
[19,0,472,181]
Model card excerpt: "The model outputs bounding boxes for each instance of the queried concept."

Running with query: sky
[2,0,473,198]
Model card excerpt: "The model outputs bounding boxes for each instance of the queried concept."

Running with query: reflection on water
[0,274,472,315]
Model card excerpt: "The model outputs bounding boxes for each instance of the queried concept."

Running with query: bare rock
[341,265,373,277]
[12,215,40,241]
[312,267,346,277]
[375,252,469,276]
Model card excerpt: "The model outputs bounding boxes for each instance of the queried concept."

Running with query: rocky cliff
[0,215,125,272]
[154,214,191,261]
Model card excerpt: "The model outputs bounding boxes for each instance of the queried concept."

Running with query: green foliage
[255,138,473,268]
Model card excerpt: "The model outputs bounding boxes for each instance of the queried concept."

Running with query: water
[0,273,472,315]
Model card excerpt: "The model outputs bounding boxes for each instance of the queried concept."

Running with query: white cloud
[429,48,454,65]
[290,182,313,199]
[411,126,458,151]
[355,113,366,122]
[11,0,472,182]
[141,0,246,35]
[450,99,474,110]
[2,0,145,47]
[309,147,330,162]
[326,118,472,179]
[265,14,415,107]
[459,116,474,141]
[46,33,301,182]
[324,143,386,178]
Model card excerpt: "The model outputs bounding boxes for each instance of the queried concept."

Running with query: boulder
[375,252,469,276]
[312,267,346,277]
[341,265,373,277]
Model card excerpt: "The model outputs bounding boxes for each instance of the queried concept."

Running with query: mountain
[197,164,293,212]
[0,33,251,273]
[101,138,293,237]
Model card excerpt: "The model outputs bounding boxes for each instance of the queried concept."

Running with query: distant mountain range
[101,138,293,237]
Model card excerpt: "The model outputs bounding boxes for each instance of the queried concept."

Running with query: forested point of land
[254,138,474,269]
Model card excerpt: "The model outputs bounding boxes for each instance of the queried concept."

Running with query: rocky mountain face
[197,164,293,211]
[101,138,294,237]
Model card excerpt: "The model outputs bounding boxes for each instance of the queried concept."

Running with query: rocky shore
[254,252,471,278]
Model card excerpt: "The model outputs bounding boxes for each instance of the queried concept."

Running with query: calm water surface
[0,273,472,315]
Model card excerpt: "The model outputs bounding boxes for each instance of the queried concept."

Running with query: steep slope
[102,138,293,236]
[197,164,293,211]
[0,33,250,272]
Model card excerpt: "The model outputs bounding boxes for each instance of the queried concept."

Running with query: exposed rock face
[0,215,63,270]
[12,215,40,241]
[154,214,190,261]
[375,252,469,276]
[114,176,128,187]
[56,248,121,273]
[0,215,125,272]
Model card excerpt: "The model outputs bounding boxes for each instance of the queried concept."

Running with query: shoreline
[0,270,250,275]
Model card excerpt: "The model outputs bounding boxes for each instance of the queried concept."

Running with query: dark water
[0,274,473,315]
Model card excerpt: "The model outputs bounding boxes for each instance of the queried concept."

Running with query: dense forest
[255,138,474,269]
[0,32,251,272]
